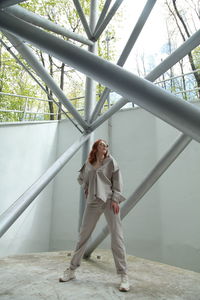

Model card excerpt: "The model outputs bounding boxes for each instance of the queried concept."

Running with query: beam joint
[93,0,112,35]
[90,0,157,121]
[4,31,89,131]
[93,0,124,40]
[0,12,200,142]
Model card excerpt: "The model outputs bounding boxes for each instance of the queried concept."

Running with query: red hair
[88,139,108,164]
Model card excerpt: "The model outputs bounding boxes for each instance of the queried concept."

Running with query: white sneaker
[119,274,130,292]
[59,268,76,282]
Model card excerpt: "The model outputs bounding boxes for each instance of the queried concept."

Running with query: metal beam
[93,0,124,40]
[0,134,91,238]
[90,97,128,131]
[119,0,158,67]
[1,13,200,142]
[93,0,112,35]
[145,42,200,82]
[85,1,98,124]
[5,5,94,47]
[4,32,89,131]
[90,0,157,122]
[0,38,83,132]
[0,0,26,8]
[72,0,92,40]
[91,0,200,120]
[79,0,98,230]
[84,133,192,257]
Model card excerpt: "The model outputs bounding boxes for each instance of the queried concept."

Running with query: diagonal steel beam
[0,99,127,239]
[0,133,91,238]
[5,5,94,46]
[118,0,158,67]
[3,32,89,131]
[93,0,112,35]
[72,0,92,40]
[145,46,199,83]
[0,38,83,133]
[0,0,26,8]
[0,12,200,142]
[93,0,124,40]
[84,133,192,257]
[90,97,129,131]
[91,0,200,121]
[90,0,158,122]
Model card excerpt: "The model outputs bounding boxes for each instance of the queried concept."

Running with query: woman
[59,139,130,292]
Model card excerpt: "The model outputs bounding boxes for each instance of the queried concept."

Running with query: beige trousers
[70,198,127,274]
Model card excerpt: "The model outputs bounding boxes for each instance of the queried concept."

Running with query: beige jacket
[77,155,126,204]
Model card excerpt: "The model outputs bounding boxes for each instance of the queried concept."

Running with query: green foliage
[0,0,122,122]
[192,46,200,68]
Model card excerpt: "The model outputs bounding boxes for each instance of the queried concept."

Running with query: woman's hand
[111,201,119,214]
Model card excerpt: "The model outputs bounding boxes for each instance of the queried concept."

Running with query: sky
[109,0,169,105]
[113,0,169,73]
[122,0,168,51]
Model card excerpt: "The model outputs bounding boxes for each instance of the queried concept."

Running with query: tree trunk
[39,51,54,120]
[0,35,3,92]
[48,55,54,120]
[172,0,200,98]
[179,60,187,100]
[58,62,65,120]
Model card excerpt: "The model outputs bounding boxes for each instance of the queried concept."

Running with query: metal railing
[0,92,89,122]
[0,91,57,122]
[0,69,200,123]
[155,69,200,101]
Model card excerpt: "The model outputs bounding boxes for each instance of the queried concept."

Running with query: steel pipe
[90,97,128,131]
[94,0,112,35]
[118,0,157,67]
[72,0,92,40]
[92,14,200,120]
[93,0,124,40]
[84,133,192,257]
[0,134,91,238]
[0,38,83,131]
[4,32,89,131]
[91,88,111,122]
[0,0,26,8]
[0,13,200,141]
[79,0,98,230]
[5,5,93,47]
[146,43,200,82]
[90,0,157,121]
[84,0,98,124]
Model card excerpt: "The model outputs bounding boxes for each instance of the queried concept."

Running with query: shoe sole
[59,277,75,282]
[119,287,130,292]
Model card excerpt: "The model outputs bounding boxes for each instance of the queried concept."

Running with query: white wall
[1,106,200,273]
[49,118,109,251]
[0,121,58,256]
[50,106,200,273]
[156,123,200,272]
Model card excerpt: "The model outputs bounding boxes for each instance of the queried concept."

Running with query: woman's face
[97,140,108,156]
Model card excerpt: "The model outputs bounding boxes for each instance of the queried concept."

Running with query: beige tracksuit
[70,155,128,275]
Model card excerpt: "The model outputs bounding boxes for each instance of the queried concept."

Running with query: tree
[0,0,122,121]
[164,0,200,99]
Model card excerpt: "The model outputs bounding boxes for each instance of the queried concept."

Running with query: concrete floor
[0,249,200,300]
